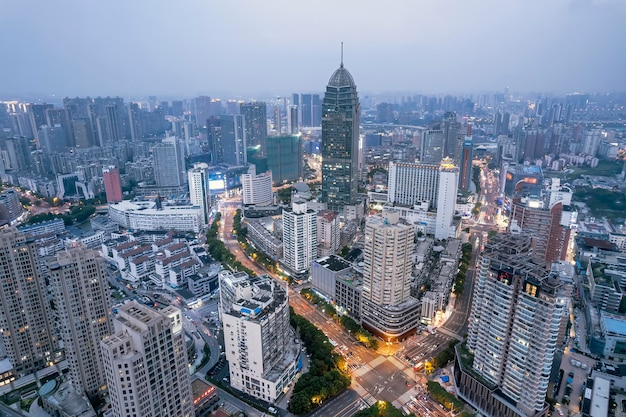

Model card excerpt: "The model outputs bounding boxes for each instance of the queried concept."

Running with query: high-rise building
[240,101,267,151]
[101,302,194,417]
[435,160,459,239]
[420,129,445,164]
[241,166,273,207]
[207,119,223,164]
[387,161,440,209]
[128,102,144,141]
[321,60,360,211]
[27,103,53,143]
[220,114,247,166]
[219,272,300,402]
[194,96,211,128]
[287,105,299,134]
[47,245,112,401]
[509,195,573,264]
[0,228,59,376]
[458,135,474,192]
[188,163,211,225]
[361,212,419,341]
[316,210,340,258]
[458,233,566,417]
[103,166,123,203]
[266,135,302,184]
[153,137,187,187]
[282,200,317,276]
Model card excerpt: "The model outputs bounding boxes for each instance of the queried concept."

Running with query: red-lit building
[103,166,122,203]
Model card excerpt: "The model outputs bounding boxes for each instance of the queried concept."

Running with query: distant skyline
[1,0,625,99]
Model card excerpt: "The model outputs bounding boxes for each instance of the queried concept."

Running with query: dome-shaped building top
[327,64,355,87]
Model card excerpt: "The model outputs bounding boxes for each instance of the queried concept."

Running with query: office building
[219,272,300,402]
[282,200,317,277]
[458,135,474,192]
[387,161,440,209]
[321,59,360,211]
[153,137,187,187]
[103,166,123,203]
[503,164,544,197]
[101,302,194,417]
[220,114,247,166]
[435,160,459,240]
[240,101,268,151]
[361,212,419,341]
[0,228,59,376]
[188,163,211,225]
[420,129,445,164]
[47,245,112,401]
[242,167,273,207]
[266,135,302,184]
[457,233,566,417]
[317,210,340,258]
[311,254,352,300]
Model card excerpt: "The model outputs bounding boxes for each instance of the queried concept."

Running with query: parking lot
[555,348,596,416]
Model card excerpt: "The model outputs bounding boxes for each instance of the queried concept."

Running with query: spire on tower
[340,42,344,68]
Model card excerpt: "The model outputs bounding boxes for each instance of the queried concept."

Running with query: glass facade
[266,135,302,184]
[321,65,360,211]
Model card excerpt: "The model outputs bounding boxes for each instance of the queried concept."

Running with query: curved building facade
[108,200,203,233]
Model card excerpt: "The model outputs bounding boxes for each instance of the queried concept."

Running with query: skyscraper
[220,114,247,166]
[153,137,187,187]
[435,160,459,240]
[47,245,112,401]
[219,272,300,402]
[282,200,317,277]
[0,228,59,376]
[361,213,418,341]
[128,102,144,141]
[321,59,360,211]
[101,302,194,417]
[194,96,211,128]
[240,101,268,151]
[458,135,474,192]
[188,163,211,225]
[103,166,123,203]
[457,233,566,417]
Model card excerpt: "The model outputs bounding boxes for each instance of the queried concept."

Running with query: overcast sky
[1,0,625,99]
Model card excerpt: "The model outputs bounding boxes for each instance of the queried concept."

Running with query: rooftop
[315,254,351,272]
[328,65,355,87]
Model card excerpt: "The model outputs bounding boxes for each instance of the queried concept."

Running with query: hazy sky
[1,0,625,99]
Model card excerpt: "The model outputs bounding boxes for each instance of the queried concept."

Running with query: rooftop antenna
[340,42,344,68]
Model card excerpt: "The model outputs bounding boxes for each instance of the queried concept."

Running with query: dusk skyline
[1,0,625,99]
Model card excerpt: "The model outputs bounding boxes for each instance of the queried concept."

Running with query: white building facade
[100,302,194,417]
[242,168,273,207]
[108,200,203,233]
[435,160,459,240]
[188,163,211,225]
[282,201,317,275]
[219,272,300,403]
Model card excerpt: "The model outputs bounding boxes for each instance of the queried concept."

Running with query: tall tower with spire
[321,44,361,211]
